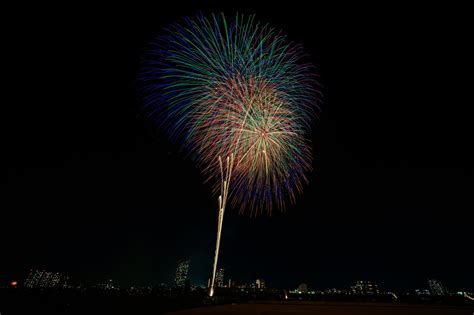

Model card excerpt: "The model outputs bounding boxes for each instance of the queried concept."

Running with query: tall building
[351,281,380,295]
[24,270,68,289]
[216,268,224,288]
[428,279,447,295]
[256,278,265,289]
[174,259,190,288]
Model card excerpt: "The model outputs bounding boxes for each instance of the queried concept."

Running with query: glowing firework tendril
[141,13,319,296]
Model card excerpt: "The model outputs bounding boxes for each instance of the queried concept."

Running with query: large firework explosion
[141,13,319,295]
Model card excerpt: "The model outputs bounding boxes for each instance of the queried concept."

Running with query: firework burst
[142,13,318,214]
[193,74,313,215]
[141,13,319,296]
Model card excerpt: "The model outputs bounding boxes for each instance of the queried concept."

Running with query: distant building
[415,288,431,295]
[325,288,346,294]
[174,259,190,288]
[24,270,68,289]
[256,278,265,289]
[298,283,308,293]
[235,282,249,289]
[428,279,447,295]
[351,281,380,295]
[216,268,225,288]
[96,279,119,290]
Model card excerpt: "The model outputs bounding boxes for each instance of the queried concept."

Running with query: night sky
[5,2,473,291]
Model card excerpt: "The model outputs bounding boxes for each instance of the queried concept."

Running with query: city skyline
[4,265,472,296]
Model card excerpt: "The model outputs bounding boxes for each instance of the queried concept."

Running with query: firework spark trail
[141,13,319,296]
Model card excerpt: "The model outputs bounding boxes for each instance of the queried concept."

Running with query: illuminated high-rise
[428,278,447,295]
[216,268,224,288]
[174,259,190,288]
[24,270,68,289]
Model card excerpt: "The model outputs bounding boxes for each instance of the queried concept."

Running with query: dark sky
[4,2,473,291]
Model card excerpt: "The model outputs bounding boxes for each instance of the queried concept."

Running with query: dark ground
[0,289,205,315]
[167,301,473,315]
[1,288,473,315]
